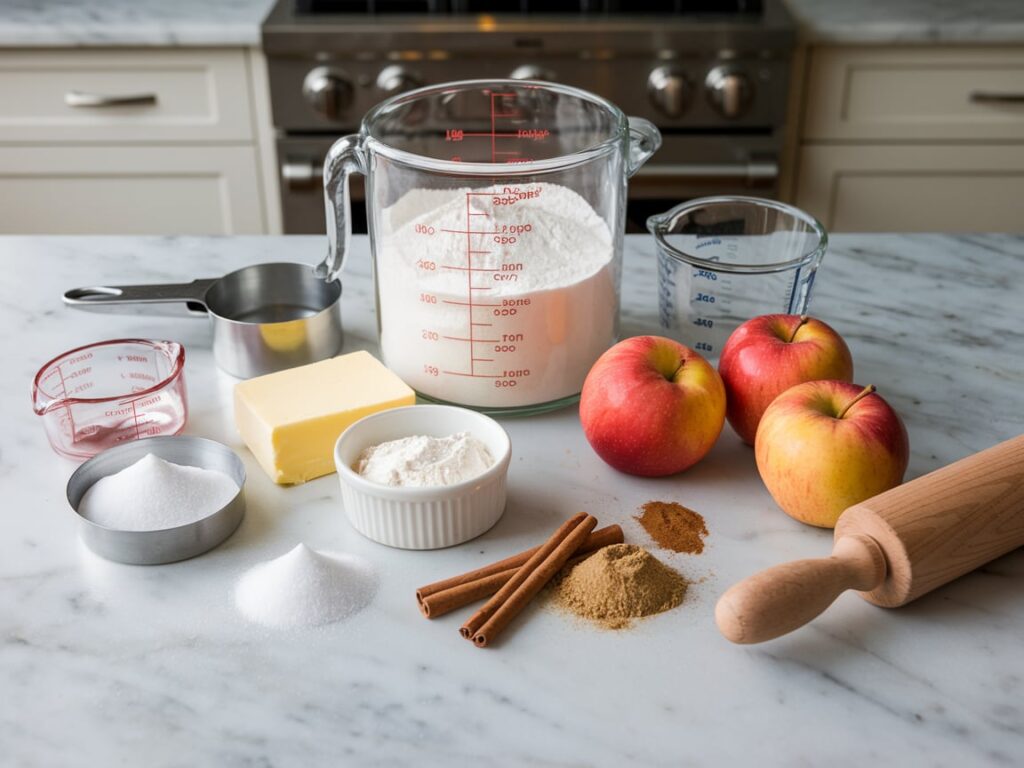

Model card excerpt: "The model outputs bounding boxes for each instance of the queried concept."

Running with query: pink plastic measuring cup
[32,339,188,460]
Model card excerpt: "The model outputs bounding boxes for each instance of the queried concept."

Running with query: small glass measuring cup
[648,197,828,360]
[32,339,188,460]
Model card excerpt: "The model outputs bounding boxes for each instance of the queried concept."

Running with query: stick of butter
[234,351,415,485]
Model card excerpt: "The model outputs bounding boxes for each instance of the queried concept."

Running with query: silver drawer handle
[969,91,1024,105]
[282,159,323,191]
[64,90,158,108]
[636,161,779,180]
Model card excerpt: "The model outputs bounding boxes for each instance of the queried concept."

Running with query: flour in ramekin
[356,432,494,487]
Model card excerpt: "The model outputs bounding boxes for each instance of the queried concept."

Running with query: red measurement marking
[441,265,502,273]
[466,193,473,373]
[442,371,502,378]
[470,286,493,290]
[130,399,141,440]
[55,362,76,443]
[441,229,529,235]
[442,300,501,307]
[473,358,495,363]
[471,322,493,327]
[443,336,500,343]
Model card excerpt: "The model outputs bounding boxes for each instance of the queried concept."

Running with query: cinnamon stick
[420,567,518,619]
[466,514,599,648]
[460,512,588,640]
[417,524,624,619]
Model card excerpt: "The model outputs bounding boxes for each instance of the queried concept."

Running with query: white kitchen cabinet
[0,48,279,235]
[0,49,253,143]
[792,46,1024,232]
[803,47,1024,142]
[795,144,1024,232]
[0,145,264,234]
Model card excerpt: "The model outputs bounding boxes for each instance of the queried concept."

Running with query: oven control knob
[647,66,692,118]
[302,66,353,121]
[376,65,422,96]
[705,65,753,119]
[510,64,555,81]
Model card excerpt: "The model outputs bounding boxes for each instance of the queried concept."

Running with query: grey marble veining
[0,0,274,47]
[785,0,1024,44]
[2,234,1023,766]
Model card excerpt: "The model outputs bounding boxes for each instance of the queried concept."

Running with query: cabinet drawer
[0,50,253,143]
[795,144,1024,233]
[0,146,265,234]
[803,47,1024,141]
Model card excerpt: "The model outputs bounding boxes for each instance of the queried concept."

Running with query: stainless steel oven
[262,0,795,233]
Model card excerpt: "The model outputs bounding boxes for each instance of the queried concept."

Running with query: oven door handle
[635,161,779,180]
[282,158,324,191]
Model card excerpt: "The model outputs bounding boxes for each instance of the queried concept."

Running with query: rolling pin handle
[715,534,887,645]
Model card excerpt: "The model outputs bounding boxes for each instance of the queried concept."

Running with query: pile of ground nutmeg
[551,544,687,629]
[637,501,708,554]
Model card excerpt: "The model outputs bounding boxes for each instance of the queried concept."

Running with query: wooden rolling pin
[717,434,1024,644]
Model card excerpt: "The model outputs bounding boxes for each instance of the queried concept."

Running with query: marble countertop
[3,234,1024,766]
[0,0,275,47]
[784,0,1024,44]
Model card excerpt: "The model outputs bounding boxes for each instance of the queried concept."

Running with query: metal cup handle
[316,133,365,284]
[626,117,662,178]
[63,279,217,318]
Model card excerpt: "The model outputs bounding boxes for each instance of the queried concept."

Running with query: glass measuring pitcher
[322,80,660,414]
[648,197,828,360]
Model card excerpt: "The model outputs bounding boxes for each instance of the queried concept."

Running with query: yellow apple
[755,380,909,528]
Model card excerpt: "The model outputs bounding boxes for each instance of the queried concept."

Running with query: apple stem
[836,384,877,420]
[670,361,685,381]
[787,315,810,344]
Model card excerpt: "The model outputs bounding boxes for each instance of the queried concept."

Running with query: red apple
[719,314,854,445]
[580,336,726,477]
[755,380,909,528]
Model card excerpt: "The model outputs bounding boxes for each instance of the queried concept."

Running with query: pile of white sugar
[378,182,616,409]
[79,453,238,531]
[356,431,494,487]
[235,544,376,629]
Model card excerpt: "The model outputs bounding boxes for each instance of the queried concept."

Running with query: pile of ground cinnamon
[637,501,708,554]
[551,544,686,629]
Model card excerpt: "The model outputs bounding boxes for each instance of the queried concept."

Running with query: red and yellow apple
[754,380,909,528]
[580,335,726,477]
[718,314,854,445]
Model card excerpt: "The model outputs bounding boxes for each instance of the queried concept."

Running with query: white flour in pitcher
[377,182,616,409]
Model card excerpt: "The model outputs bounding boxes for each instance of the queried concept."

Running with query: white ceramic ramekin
[334,405,511,550]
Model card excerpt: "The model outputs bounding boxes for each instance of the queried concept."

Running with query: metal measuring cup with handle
[63,262,342,379]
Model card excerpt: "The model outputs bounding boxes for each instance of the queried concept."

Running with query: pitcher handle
[316,134,365,283]
[625,117,662,178]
